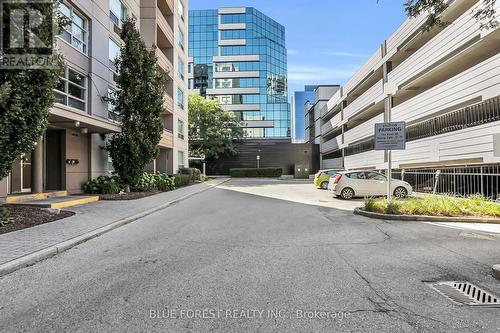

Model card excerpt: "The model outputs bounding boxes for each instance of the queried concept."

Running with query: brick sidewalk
[0,179,227,265]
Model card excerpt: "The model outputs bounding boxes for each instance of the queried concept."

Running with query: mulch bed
[97,191,162,200]
[0,205,75,235]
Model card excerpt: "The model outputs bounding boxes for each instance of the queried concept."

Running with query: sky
[189,0,408,94]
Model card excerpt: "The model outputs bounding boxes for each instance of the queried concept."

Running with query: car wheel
[341,187,355,200]
[320,181,329,190]
[394,186,408,198]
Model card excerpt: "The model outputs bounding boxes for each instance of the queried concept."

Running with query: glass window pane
[68,70,84,86]
[68,84,85,100]
[58,2,71,18]
[68,98,85,111]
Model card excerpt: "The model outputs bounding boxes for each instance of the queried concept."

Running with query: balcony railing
[157,8,174,44]
[159,129,174,148]
[387,0,498,89]
[163,93,174,114]
[322,158,343,170]
[156,49,174,77]
[343,79,384,120]
[392,54,500,123]
[344,113,384,144]
[321,134,342,154]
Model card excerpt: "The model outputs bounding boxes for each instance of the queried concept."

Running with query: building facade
[188,7,290,139]
[0,0,189,199]
[305,85,340,169]
[320,0,500,197]
[291,85,316,143]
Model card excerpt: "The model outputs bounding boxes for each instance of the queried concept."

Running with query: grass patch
[363,195,500,218]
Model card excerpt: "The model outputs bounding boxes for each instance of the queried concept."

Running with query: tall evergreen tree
[106,19,165,187]
[0,1,64,179]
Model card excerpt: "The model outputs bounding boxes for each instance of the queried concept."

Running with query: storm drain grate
[427,281,500,307]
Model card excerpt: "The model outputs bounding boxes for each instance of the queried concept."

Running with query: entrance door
[45,130,64,191]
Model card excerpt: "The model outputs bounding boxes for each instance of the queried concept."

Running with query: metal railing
[389,165,500,200]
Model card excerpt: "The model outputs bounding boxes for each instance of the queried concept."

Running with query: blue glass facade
[189,8,290,138]
[292,85,316,142]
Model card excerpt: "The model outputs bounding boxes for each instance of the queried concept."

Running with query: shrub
[83,173,175,194]
[83,175,126,194]
[364,197,385,213]
[153,173,175,191]
[363,195,500,218]
[173,174,192,187]
[179,168,202,181]
[0,206,13,227]
[384,200,402,215]
[230,167,283,178]
[132,172,157,192]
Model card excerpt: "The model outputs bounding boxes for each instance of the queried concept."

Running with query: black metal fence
[389,165,500,200]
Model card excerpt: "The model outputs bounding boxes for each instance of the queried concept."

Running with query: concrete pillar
[31,138,43,193]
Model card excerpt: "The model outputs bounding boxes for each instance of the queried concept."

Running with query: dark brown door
[45,130,64,190]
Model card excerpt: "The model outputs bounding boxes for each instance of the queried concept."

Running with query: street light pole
[385,95,392,203]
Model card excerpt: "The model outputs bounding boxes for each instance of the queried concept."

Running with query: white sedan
[330,171,413,200]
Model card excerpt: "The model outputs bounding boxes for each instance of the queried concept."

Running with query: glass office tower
[188,7,290,138]
[291,85,317,143]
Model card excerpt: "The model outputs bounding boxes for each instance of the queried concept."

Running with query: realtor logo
[0,0,57,68]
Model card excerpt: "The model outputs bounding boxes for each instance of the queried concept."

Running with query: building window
[110,0,128,28]
[177,119,185,140]
[178,27,185,50]
[177,88,185,110]
[178,151,185,169]
[178,58,185,80]
[177,0,185,21]
[58,1,88,54]
[107,88,121,122]
[109,38,121,72]
[54,68,87,111]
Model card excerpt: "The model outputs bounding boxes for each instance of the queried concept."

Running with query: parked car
[331,171,413,199]
[314,169,341,189]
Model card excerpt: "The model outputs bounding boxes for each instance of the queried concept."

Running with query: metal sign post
[374,121,406,203]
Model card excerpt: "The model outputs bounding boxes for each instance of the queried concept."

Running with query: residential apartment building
[291,85,316,143]
[188,7,290,139]
[320,0,500,197]
[0,0,189,199]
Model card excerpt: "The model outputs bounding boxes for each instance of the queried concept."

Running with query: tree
[403,0,498,31]
[0,1,65,180]
[106,19,165,187]
[188,94,244,161]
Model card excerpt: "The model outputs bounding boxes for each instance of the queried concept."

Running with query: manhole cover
[427,281,500,307]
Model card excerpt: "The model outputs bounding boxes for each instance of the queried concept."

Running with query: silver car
[331,171,413,200]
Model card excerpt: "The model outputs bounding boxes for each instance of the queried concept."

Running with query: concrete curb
[0,179,228,277]
[354,207,500,224]
[493,265,500,280]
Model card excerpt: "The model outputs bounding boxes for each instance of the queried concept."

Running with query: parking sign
[374,122,406,150]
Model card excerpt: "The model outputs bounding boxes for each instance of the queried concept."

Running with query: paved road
[1,179,500,332]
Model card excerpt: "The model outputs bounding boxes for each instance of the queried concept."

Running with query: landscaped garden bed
[362,195,500,219]
[83,169,202,200]
[0,206,74,235]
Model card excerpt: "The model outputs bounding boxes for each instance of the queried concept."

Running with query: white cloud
[323,51,370,58]
[287,49,299,55]
[288,64,358,84]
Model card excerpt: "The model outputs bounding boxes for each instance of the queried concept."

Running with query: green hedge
[173,174,192,187]
[83,173,175,194]
[83,175,127,194]
[230,167,283,178]
[179,167,202,181]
